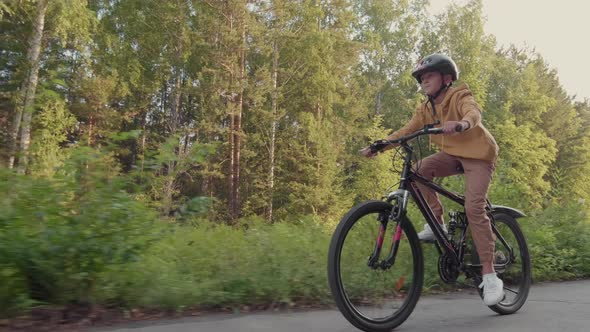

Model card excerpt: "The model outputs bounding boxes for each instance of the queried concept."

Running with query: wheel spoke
[328,201,423,331]
[504,286,519,295]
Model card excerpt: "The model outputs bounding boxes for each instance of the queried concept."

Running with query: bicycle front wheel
[327,200,423,332]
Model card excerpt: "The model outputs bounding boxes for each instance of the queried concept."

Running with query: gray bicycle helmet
[412,53,459,83]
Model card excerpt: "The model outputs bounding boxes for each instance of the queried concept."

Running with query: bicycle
[327,124,531,331]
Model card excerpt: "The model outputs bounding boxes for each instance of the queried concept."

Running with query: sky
[428,0,588,101]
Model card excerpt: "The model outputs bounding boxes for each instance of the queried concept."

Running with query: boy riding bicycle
[360,53,504,306]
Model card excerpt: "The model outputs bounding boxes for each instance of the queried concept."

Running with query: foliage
[1,0,590,318]
[0,149,158,314]
[98,217,332,309]
[522,203,590,280]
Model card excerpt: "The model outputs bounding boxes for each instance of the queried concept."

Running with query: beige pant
[414,152,496,265]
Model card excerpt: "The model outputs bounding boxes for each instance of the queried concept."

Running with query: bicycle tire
[327,200,423,331]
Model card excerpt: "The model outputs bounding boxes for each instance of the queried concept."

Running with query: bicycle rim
[328,201,423,331]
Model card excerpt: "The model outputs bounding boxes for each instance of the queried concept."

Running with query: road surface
[95,280,589,332]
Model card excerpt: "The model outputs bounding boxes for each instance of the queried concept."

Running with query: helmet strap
[428,96,437,118]
[427,79,452,118]
[429,81,452,100]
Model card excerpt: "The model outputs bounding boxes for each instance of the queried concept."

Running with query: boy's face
[420,71,452,96]
[420,71,444,96]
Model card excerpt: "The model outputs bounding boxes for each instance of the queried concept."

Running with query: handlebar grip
[369,140,388,153]
[429,128,443,135]
[455,123,464,132]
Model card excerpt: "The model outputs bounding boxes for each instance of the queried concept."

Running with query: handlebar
[369,124,455,154]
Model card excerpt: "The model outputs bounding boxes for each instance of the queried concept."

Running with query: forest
[1,0,589,319]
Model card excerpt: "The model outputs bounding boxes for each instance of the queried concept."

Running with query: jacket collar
[433,83,470,109]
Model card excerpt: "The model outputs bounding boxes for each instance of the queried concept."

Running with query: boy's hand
[442,121,469,135]
[360,146,378,158]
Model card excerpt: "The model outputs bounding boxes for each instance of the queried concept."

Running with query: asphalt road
[95,280,590,332]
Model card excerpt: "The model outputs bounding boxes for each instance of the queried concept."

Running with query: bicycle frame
[330,126,531,332]
[373,139,514,274]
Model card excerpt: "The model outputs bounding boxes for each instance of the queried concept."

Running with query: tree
[5,0,95,173]
[8,0,49,172]
[485,48,558,207]
[0,1,32,163]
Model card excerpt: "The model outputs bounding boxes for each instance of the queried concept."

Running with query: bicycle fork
[367,190,410,270]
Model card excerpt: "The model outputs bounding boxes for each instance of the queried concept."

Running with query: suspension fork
[381,219,405,269]
[367,189,411,270]
[368,144,415,270]
[382,190,411,269]
[367,213,407,270]
[377,153,414,270]
[367,211,389,269]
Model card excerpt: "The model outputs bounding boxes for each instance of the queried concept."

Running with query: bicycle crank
[438,253,460,283]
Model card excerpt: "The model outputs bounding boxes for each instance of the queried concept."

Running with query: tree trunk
[227,11,236,221]
[9,0,48,171]
[228,96,235,219]
[375,90,383,115]
[232,20,246,220]
[171,68,182,133]
[140,115,147,174]
[163,0,187,216]
[164,69,183,215]
[267,40,279,222]
[163,175,175,216]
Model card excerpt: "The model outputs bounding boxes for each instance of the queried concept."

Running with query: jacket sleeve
[385,107,425,141]
[458,94,482,129]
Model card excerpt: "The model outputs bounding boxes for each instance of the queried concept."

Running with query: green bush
[0,149,157,315]
[2,151,590,318]
[98,216,333,310]
[0,264,35,317]
[522,203,590,280]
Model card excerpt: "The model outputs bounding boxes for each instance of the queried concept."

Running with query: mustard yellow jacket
[386,84,498,162]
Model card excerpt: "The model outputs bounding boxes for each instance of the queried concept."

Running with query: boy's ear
[443,73,453,85]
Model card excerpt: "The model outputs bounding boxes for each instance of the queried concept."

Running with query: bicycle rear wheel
[327,200,423,332]
[476,212,532,314]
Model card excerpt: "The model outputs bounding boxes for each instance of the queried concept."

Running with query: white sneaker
[417,223,447,241]
[479,273,505,306]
